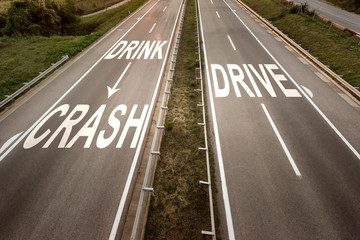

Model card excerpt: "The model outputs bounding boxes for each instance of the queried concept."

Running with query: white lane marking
[338,93,359,108]
[216,11,220,18]
[210,0,213,4]
[267,29,272,34]
[285,45,293,52]
[223,0,360,160]
[108,0,184,239]
[301,85,313,98]
[315,72,330,83]
[0,0,161,163]
[274,36,281,42]
[163,6,167,12]
[227,35,237,51]
[107,62,132,98]
[149,23,157,33]
[0,132,23,155]
[298,57,309,65]
[198,0,235,239]
[261,104,302,177]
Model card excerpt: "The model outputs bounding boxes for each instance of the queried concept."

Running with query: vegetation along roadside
[241,0,360,89]
[144,0,217,239]
[0,0,147,103]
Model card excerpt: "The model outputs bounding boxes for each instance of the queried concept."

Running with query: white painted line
[149,23,157,33]
[210,0,213,4]
[0,132,23,155]
[267,29,272,34]
[298,57,309,65]
[315,72,330,82]
[198,1,235,239]
[0,0,161,163]
[223,0,360,160]
[227,35,237,51]
[107,62,132,98]
[261,104,302,177]
[109,0,184,239]
[274,36,282,42]
[285,45,293,52]
[216,11,220,18]
[301,85,313,98]
[338,93,359,108]
[163,6,167,12]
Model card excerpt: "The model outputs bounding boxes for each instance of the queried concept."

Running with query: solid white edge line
[216,11,220,18]
[261,103,302,177]
[108,0,184,238]
[149,22,157,33]
[227,35,237,51]
[198,0,236,239]
[223,0,360,160]
[0,0,161,163]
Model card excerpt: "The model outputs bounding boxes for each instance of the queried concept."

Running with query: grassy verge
[241,0,360,88]
[0,0,147,102]
[144,0,215,239]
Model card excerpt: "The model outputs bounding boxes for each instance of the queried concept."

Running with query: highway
[292,0,360,33]
[0,0,182,239]
[198,0,360,239]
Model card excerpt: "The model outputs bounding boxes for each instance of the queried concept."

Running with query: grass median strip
[0,0,147,103]
[241,0,360,89]
[144,0,215,239]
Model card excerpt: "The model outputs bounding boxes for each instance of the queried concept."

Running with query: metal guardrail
[236,0,360,102]
[0,55,69,109]
[194,0,216,237]
[129,0,186,239]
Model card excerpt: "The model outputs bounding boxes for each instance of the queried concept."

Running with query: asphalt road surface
[0,0,182,239]
[292,0,360,33]
[198,0,360,239]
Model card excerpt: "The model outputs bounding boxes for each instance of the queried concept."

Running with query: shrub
[3,0,61,37]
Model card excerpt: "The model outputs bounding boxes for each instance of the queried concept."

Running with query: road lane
[198,0,360,239]
[292,0,360,33]
[0,0,183,239]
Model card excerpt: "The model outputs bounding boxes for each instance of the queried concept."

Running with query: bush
[288,5,298,14]
[3,0,61,37]
[165,121,174,131]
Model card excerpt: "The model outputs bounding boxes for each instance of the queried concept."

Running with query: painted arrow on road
[107,62,132,98]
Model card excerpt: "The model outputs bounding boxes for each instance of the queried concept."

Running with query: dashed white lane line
[338,93,359,108]
[223,0,360,160]
[216,11,220,18]
[274,36,282,42]
[149,23,157,33]
[315,72,330,82]
[210,0,213,4]
[261,103,302,178]
[0,0,161,163]
[227,35,237,51]
[163,6,167,12]
[285,45,293,52]
[298,57,309,65]
[267,29,272,34]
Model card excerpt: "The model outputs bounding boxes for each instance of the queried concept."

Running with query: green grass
[144,0,215,239]
[0,0,147,102]
[241,0,360,88]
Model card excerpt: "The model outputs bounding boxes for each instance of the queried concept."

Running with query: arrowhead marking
[107,86,120,98]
